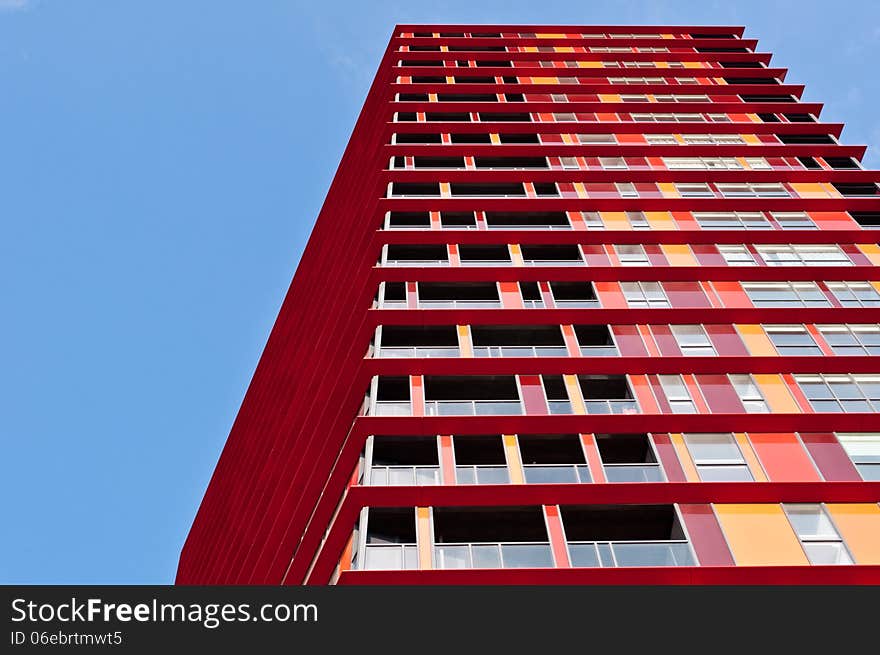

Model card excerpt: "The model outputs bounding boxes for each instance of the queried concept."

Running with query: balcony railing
[459,259,514,266]
[548,399,574,414]
[523,464,591,484]
[579,345,618,357]
[455,465,510,484]
[487,224,571,230]
[473,345,569,358]
[522,299,546,309]
[419,299,503,309]
[369,465,441,486]
[383,259,449,267]
[378,300,408,309]
[583,399,639,414]
[567,540,695,567]
[434,542,555,569]
[377,346,461,358]
[552,299,600,308]
[425,400,523,416]
[522,259,584,267]
[602,463,665,483]
[372,401,412,416]
[362,544,419,570]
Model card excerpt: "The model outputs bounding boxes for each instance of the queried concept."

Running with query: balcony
[435,542,555,569]
[417,282,502,308]
[596,434,664,482]
[519,434,591,483]
[425,400,523,416]
[370,465,440,486]
[485,211,570,230]
[521,245,584,267]
[567,541,695,567]
[579,375,639,415]
[561,505,695,568]
[361,507,419,571]
[368,436,440,486]
[472,325,568,358]
[379,346,461,358]
[433,507,555,569]
[455,465,510,484]
[363,544,419,570]
[376,325,459,358]
[474,345,569,357]
[523,464,591,483]
[576,325,618,357]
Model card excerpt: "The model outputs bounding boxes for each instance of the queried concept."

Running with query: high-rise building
[177,25,880,585]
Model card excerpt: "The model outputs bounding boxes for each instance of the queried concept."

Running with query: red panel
[611,325,648,356]
[663,282,711,308]
[650,325,682,356]
[679,504,735,566]
[705,324,749,356]
[711,281,751,308]
[651,433,686,482]
[800,433,861,481]
[519,374,549,415]
[749,433,821,482]
[694,374,745,413]
[691,244,726,266]
[581,244,611,266]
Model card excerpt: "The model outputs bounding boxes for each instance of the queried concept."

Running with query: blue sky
[1,0,878,584]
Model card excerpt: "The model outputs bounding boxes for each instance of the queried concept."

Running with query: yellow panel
[872,281,880,294]
[669,433,700,482]
[646,211,676,230]
[457,325,473,358]
[821,182,841,197]
[683,61,703,68]
[578,61,603,68]
[826,504,880,564]
[600,211,630,230]
[561,133,575,144]
[598,94,620,103]
[532,76,558,84]
[790,183,831,198]
[656,61,669,68]
[573,182,587,198]
[661,244,696,266]
[736,324,777,356]
[742,134,761,144]
[661,34,674,39]
[416,507,433,569]
[439,182,450,198]
[657,182,679,198]
[503,435,524,484]
[734,433,768,482]
[563,375,586,415]
[523,46,538,53]
[489,133,500,144]
[556,46,575,53]
[715,504,809,565]
[857,244,880,266]
[754,374,800,413]
[537,33,565,38]
[509,244,524,266]
[445,76,454,84]
[747,114,761,122]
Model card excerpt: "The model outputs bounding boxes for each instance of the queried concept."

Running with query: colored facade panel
[178,24,880,586]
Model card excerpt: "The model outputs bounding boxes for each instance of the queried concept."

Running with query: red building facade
[177,25,880,585]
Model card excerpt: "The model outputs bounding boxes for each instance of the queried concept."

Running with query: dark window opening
[394,132,442,144]
[413,156,466,168]
[448,45,507,52]
[824,157,859,170]
[385,244,448,262]
[382,282,405,301]
[561,505,685,541]
[376,377,410,401]
[850,212,880,228]
[418,282,499,301]
[519,434,585,465]
[458,244,512,263]
[411,76,445,84]
[833,182,879,197]
[479,112,532,122]
[500,132,540,143]
[451,132,492,144]
[366,508,416,544]
[426,112,471,121]
[471,325,564,347]
[521,244,581,262]
[486,211,568,227]
[797,156,822,169]
[372,436,439,466]
[784,113,815,122]
[433,507,548,543]
[388,211,430,228]
[777,133,834,144]
[719,61,762,68]
[574,325,616,351]
[438,93,499,102]
[740,94,794,102]
[454,76,495,84]
[533,182,560,196]
[380,325,458,348]
[725,77,777,85]
[550,281,597,302]
[505,93,525,102]
[579,375,633,400]
[425,376,519,400]
[398,92,429,100]
[520,281,541,300]
[391,182,440,196]
[477,59,511,67]
[453,435,506,464]
[441,211,477,228]
[757,113,780,123]
[475,156,548,169]
[395,112,417,122]
[450,182,526,196]
[596,434,657,464]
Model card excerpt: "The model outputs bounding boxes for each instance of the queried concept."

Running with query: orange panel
[416,507,433,569]
[594,281,626,308]
[563,374,587,414]
[733,433,768,482]
[748,433,821,482]
[544,505,571,567]
[754,374,800,413]
[630,374,659,413]
[579,434,605,483]
[669,433,699,482]
[809,211,856,229]
[715,504,809,565]
[712,281,751,308]
[503,435,524,483]
[457,325,473,357]
[600,211,630,230]
[826,504,880,564]
[736,324,777,356]
[661,244,696,265]
[499,281,523,308]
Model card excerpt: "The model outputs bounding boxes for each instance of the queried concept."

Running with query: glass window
[615,244,649,265]
[671,325,715,355]
[772,212,817,229]
[742,282,829,307]
[625,211,650,229]
[658,375,697,413]
[755,244,851,266]
[826,281,880,307]
[616,182,638,198]
[577,133,617,144]
[684,433,753,481]
[675,183,714,198]
[835,433,880,481]
[764,325,822,355]
[718,245,756,266]
[783,504,853,565]
[621,281,669,307]
[818,324,880,356]
[600,157,627,169]
[729,374,769,412]
[795,374,880,413]
[694,212,770,230]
